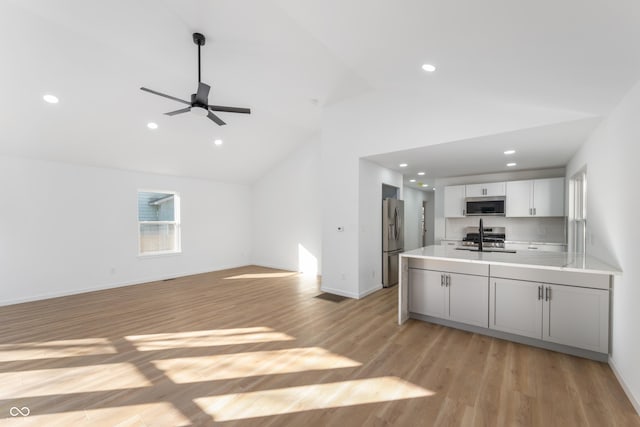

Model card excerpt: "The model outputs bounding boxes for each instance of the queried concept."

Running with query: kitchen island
[399,246,621,361]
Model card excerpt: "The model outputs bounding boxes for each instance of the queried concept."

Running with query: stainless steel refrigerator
[382,198,404,287]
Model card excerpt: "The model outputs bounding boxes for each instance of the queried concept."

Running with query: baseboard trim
[0,263,248,307]
[409,313,608,362]
[358,284,383,299]
[609,357,640,416]
[319,286,358,299]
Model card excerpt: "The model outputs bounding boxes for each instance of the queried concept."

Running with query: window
[570,170,587,253]
[138,190,181,255]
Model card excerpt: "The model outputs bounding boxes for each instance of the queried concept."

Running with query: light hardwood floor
[0,266,638,426]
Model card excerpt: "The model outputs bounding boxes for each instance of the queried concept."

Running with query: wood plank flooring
[0,266,638,426]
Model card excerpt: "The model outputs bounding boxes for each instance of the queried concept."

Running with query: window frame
[569,169,587,254]
[137,189,182,257]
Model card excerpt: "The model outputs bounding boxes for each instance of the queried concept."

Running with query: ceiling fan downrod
[192,32,206,83]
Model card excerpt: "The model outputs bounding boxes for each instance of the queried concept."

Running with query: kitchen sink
[455,247,517,253]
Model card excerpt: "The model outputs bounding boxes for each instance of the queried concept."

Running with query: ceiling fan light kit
[141,33,251,127]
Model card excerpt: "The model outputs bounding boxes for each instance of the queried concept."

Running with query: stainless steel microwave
[465,197,506,216]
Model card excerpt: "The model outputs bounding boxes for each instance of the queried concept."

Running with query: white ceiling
[1,0,639,183]
[364,118,601,190]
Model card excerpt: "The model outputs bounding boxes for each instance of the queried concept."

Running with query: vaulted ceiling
[1,0,639,183]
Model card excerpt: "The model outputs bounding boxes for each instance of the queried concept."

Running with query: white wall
[0,155,252,306]
[320,88,593,297]
[251,135,322,275]
[403,186,432,250]
[566,80,640,413]
[356,159,403,298]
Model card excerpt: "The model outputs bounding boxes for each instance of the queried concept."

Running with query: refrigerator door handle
[393,207,399,240]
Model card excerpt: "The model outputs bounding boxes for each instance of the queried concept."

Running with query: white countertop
[401,246,621,275]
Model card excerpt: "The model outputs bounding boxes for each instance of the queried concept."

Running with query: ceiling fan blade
[208,105,251,114]
[140,87,190,105]
[207,111,226,126]
[165,107,191,116]
[195,82,210,104]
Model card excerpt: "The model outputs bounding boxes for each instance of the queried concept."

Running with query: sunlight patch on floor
[13,402,190,426]
[194,376,434,421]
[126,327,294,351]
[0,363,152,399]
[224,272,298,279]
[153,347,361,383]
[0,338,117,362]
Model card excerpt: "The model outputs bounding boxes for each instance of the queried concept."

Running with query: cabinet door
[465,184,485,198]
[449,273,489,327]
[543,284,609,353]
[505,180,533,217]
[466,182,505,197]
[444,185,466,217]
[489,278,542,339]
[532,178,565,217]
[483,181,506,197]
[408,269,447,318]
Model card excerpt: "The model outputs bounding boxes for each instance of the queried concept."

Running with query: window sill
[138,251,182,259]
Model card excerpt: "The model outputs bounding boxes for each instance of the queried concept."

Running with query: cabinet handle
[534,208,537,216]
[441,274,444,287]
[529,208,532,215]
[545,286,550,301]
[446,275,450,287]
[538,285,542,300]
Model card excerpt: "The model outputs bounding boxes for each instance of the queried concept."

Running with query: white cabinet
[409,269,447,318]
[506,178,564,217]
[444,185,466,218]
[466,182,506,197]
[489,278,609,353]
[409,268,488,327]
[543,284,609,353]
[533,178,565,217]
[505,180,531,217]
[490,278,543,339]
[448,272,489,327]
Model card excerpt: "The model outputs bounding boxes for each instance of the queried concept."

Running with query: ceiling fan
[140,32,250,126]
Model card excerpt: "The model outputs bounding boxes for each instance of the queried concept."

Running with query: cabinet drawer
[408,258,488,276]
[490,265,609,290]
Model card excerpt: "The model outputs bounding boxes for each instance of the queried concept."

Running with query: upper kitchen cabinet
[466,182,506,197]
[506,178,565,217]
[444,185,466,218]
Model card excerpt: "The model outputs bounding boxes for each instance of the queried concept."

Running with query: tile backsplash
[445,216,566,243]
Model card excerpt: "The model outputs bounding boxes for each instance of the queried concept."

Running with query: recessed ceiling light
[421,64,436,72]
[422,184,429,187]
[504,150,516,155]
[213,139,223,146]
[399,163,408,168]
[147,122,158,130]
[417,172,425,176]
[43,94,59,104]
[507,162,517,167]
[409,179,416,183]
